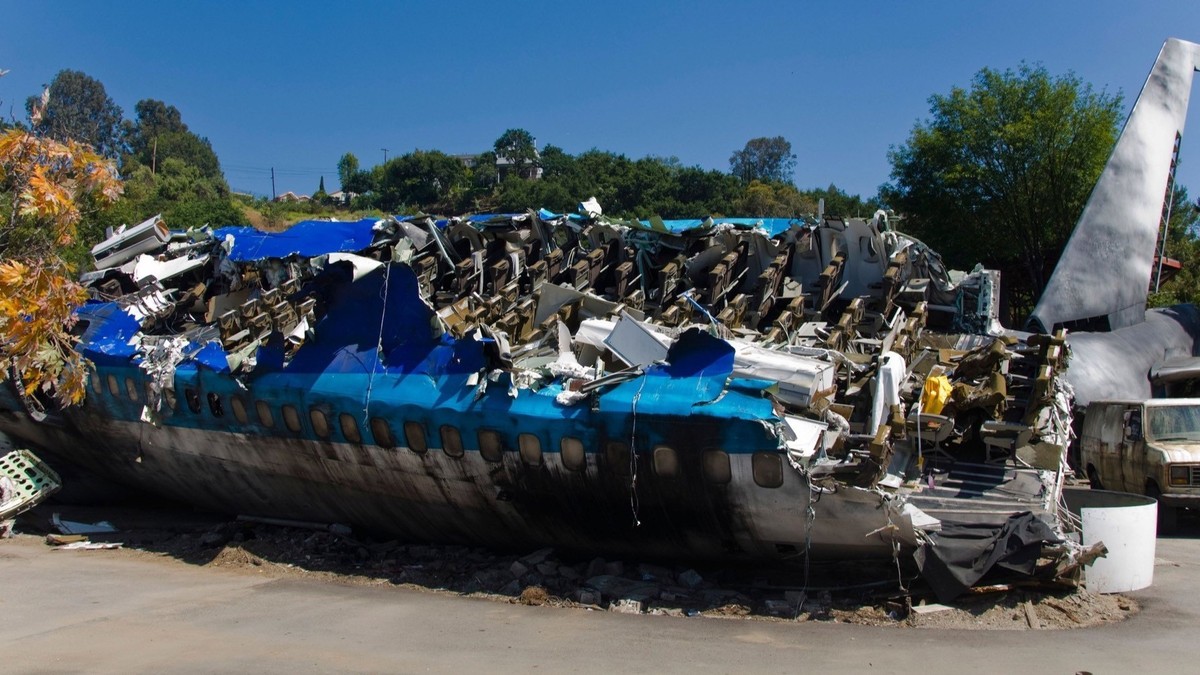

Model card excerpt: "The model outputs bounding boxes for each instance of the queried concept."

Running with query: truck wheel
[1086,465,1104,490]
[1146,483,1177,535]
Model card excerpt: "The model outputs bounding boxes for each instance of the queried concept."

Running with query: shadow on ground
[11,496,1140,628]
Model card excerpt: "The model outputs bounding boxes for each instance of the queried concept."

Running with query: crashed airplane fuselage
[0,207,1075,572]
[10,37,1199,591]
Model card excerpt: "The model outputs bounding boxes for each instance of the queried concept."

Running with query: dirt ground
[9,501,1135,630]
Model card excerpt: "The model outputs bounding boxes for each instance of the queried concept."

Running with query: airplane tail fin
[1029,38,1200,334]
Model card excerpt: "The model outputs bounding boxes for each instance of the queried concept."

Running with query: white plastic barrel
[1063,488,1157,593]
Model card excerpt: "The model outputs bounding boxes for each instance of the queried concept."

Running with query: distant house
[496,139,543,181]
[273,191,311,203]
[328,190,357,206]
[453,154,481,169]
[454,145,543,181]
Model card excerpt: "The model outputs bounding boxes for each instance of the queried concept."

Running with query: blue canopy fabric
[214,219,380,262]
[644,218,804,237]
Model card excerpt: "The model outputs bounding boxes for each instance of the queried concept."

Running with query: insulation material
[731,342,836,409]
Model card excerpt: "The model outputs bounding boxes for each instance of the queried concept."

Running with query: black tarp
[914,511,1062,602]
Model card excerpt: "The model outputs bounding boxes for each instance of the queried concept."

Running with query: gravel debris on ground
[10,503,1137,629]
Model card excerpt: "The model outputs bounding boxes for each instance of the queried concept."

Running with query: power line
[220,162,338,173]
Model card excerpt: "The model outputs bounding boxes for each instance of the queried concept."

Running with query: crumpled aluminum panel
[0,448,62,521]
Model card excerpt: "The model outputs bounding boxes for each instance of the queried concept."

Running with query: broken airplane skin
[0,209,1074,569]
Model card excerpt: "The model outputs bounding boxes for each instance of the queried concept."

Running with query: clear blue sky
[2,1,1199,204]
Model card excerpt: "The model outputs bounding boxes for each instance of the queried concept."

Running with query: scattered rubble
[7,505,1136,629]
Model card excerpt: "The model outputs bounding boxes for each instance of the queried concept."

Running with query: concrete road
[1,530,1196,674]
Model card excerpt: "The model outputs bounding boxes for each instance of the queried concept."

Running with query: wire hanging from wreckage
[628,374,647,528]
[363,262,392,429]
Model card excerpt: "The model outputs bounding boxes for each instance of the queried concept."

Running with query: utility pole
[270,167,276,201]
[382,148,389,164]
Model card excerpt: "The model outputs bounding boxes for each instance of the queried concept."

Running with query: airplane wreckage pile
[0,204,1101,601]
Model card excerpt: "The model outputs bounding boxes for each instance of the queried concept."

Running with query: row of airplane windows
[90,371,785,488]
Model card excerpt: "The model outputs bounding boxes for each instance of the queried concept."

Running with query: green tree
[736,180,818,217]
[488,148,743,219]
[337,153,359,190]
[94,97,242,233]
[123,101,209,174]
[314,176,330,205]
[123,99,186,157]
[485,146,745,219]
[493,128,537,177]
[163,193,247,229]
[470,150,499,189]
[153,158,222,202]
[538,144,574,180]
[90,158,247,234]
[1148,187,1200,308]
[123,99,224,184]
[26,70,125,159]
[801,183,881,218]
[569,150,632,211]
[729,136,796,183]
[131,99,184,135]
[495,174,574,213]
[882,64,1122,322]
[147,131,223,181]
[343,170,375,196]
[377,150,467,212]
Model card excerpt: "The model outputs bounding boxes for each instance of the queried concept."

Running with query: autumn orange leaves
[1,125,123,406]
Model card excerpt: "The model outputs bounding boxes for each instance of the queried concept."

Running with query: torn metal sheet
[602,312,671,367]
[52,513,118,535]
[130,252,210,284]
[0,447,61,521]
[91,214,170,270]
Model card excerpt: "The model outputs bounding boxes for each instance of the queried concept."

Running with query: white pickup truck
[1079,398,1200,532]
